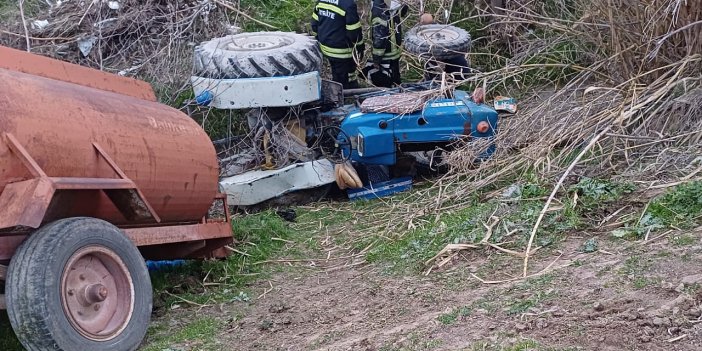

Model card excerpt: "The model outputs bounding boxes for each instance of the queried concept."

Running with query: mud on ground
[143,227,702,351]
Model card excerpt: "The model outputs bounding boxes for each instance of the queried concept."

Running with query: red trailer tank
[0,46,232,351]
[0,55,219,226]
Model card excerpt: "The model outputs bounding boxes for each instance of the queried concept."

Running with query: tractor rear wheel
[404,24,471,60]
[193,31,323,79]
[6,217,152,351]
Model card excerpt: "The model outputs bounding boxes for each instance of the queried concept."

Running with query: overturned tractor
[190,30,497,205]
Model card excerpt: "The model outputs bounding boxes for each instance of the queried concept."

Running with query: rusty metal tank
[0,46,219,226]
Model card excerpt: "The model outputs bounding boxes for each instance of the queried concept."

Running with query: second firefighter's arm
[345,1,364,58]
[371,0,390,65]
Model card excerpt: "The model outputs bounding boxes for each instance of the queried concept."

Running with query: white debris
[502,184,522,199]
[77,36,97,56]
[31,20,50,31]
[227,25,242,35]
[107,1,119,9]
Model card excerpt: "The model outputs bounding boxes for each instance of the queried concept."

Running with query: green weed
[437,306,472,325]
[612,181,702,239]
[0,313,22,351]
[581,238,598,253]
[684,283,701,295]
[240,0,315,32]
[150,210,307,308]
[646,181,702,229]
[569,178,636,209]
[470,338,583,351]
[505,274,557,314]
[379,332,442,351]
[470,289,502,314]
[632,277,656,290]
[620,255,652,276]
[670,233,697,247]
[202,210,302,285]
[365,198,495,272]
[142,317,221,351]
[503,340,541,351]
[0,0,45,21]
[618,254,658,289]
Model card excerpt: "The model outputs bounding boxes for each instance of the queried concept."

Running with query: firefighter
[311,0,364,89]
[419,13,471,82]
[364,0,409,88]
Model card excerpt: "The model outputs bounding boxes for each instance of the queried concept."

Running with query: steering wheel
[315,126,352,164]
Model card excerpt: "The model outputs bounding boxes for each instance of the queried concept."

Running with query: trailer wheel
[193,32,323,79]
[6,217,152,351]
[404,24,471,60]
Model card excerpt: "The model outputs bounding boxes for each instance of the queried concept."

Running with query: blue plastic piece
[195,90,214,106]
[146,260,186,272]
[347,177,413,201]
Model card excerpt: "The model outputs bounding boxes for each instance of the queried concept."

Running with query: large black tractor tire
[6,217,152,351]
[193,31,323,79]
[410,150,450,178]
[404,24,472,60]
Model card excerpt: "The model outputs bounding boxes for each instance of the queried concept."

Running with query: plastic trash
[494,96,517,113]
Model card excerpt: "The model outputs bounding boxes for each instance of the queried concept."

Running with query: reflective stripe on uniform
[383,46,401,60]
[312,13,319,20]
[316,2,346,16]
[320,44,352,54]
[383,51,401,60]
[384,16,401,60]
[320,44,353,59]
[346,22,361,30]
[372,48,385,55]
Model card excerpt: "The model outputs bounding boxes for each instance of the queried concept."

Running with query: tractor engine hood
[338,90,498,166]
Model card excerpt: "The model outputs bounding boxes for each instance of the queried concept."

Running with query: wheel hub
[418,28,460,43]
[61,246,135,341]
[227,34,294,51]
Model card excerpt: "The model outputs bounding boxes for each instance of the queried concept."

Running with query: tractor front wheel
[6,217,152,351]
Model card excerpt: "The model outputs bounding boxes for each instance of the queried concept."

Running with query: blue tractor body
[338,90,498,165]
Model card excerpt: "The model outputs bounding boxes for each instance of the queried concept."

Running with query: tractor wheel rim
[227,34,294,51]
[417,27,460,43]
[61,245,135,341]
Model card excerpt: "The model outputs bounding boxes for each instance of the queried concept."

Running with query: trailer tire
[6,217,152,351]
[193,32,323,79]
[404,24,471,60]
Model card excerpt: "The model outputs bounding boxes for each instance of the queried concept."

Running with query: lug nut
[85,284,109,303]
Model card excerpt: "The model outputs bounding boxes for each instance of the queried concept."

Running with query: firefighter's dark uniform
[364,0,409,87]
[311,0,364,89]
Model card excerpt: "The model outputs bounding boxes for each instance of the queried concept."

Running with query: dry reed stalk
[355,0,702,275]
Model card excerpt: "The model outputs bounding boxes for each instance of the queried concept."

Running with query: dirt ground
[144,228,702,351]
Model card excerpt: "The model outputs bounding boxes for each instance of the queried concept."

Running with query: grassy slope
[136,179,701,350]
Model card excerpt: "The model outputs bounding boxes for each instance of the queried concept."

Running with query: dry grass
[0,0,253,102]
[348,0,702,276]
